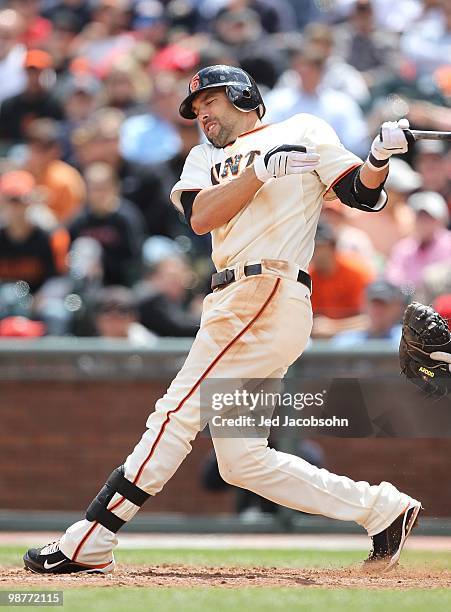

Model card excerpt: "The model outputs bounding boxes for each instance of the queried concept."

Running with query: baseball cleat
[23,541,115,574]
[364,502,422,572]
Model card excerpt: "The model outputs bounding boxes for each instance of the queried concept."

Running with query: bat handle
[378,127,415,148]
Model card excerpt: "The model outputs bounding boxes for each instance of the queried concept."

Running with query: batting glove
[371,118,410,162]
[254,144,320,182]
[431,351,451,373]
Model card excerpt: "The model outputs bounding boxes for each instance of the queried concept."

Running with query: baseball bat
[379,128,451,146]
[407,130,451,141]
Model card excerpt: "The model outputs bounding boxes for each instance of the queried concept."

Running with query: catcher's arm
[399,302,451,397]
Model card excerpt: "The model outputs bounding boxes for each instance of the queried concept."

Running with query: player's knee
[216,455,242,486]
[216,448,263,488]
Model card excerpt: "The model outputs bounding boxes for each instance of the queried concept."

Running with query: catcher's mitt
[400,302,451,397]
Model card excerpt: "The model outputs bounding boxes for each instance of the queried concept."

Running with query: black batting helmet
[179,65,266,120]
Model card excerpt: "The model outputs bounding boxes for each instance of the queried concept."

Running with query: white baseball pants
[60,262,419,565]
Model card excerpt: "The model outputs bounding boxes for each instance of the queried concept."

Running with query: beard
[204,118,235,148]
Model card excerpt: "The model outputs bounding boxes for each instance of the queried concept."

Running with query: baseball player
[24,65,422,575]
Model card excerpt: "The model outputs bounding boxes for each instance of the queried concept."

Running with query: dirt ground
[1,564,450,590]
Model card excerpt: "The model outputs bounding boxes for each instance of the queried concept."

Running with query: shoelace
[40,541,60,555]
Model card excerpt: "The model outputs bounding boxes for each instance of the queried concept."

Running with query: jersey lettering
[221,154,243,178]
[211,150,261,185]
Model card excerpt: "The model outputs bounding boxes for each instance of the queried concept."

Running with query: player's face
[192,88,241,148]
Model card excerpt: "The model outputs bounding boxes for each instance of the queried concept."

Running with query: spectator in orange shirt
[24,118,86,223]
[0,49,64,145]
[309,222,374,338]
[0,169,69,292]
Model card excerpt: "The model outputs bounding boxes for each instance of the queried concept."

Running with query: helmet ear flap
[226,84,264,117]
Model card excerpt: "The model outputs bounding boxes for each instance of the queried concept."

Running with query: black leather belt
[211,263,312,292]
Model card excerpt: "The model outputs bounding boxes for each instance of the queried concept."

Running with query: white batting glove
[430,351,451,372]
[254,144,320,182]
[371,118,410,161]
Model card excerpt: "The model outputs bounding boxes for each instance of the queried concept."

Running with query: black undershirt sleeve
[180,190,201,228]
[332,166,388,212]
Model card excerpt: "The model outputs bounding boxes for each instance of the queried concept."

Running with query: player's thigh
[272,279,313,367]
[147,291,281,430]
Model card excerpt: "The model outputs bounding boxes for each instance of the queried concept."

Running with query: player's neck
[236,117,262,139]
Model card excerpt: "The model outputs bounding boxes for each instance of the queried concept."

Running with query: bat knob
[403,129,415,147]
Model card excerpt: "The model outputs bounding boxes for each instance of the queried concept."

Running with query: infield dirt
[1,564,450,590]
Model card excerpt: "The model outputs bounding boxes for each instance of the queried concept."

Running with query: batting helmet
[179,65,266,120]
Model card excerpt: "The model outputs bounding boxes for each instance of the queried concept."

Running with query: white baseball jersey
[171,113,362,272]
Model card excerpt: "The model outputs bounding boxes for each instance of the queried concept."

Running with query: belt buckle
[224,269,235,284]
[213,268,235,290]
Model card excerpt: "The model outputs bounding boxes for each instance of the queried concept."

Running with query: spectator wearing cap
[0,9,27,106]
[207,8,284,92]
[417,259,451,306]
[334,0,399,88]
[0,49,64,145]
[360,0,424,34]
[331,280,406,346]
[92,285,156,346]
[119,72,182,165]
[206,0,298,34]
[303,22,370,108]
[134,236,200,337]
[0,170,69,292]
[42,0,89,33]
[70,0,135,74]
[213,7,264,51]
[68,162,144,286]
[309,221,374,338]
[59,73,101,163]
[11,0,52,47]
[101,62,147,116]
[72,108,182,238]
[385,191,451,290]
[132,0,169,49]
[150,43,199,75]
[265,44,369,157]
[24,118,86,223]
[400,1,451,76]
[44,9,84,74]
[349,158,420,259]
[413,140,451,212]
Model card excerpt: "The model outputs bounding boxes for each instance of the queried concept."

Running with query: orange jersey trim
[324,163,363,199]
[224,124,271,148]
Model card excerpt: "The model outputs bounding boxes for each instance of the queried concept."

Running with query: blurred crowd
[0,0,450,343]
